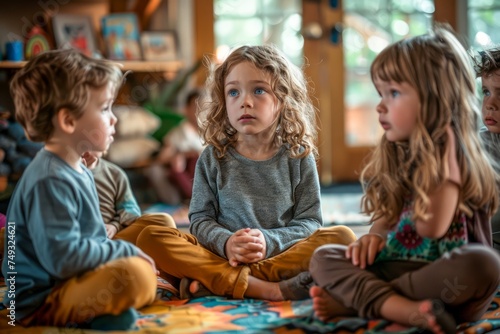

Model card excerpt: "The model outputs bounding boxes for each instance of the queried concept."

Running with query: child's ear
[55,108,77,134]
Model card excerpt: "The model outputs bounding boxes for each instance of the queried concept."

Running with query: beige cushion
[113,105,160,137]
[106,137,160,168]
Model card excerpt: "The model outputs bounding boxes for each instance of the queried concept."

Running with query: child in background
[2,49,157,330]
[137,44,356,300]
[146,89,204,205]
[82,150,176,242]
[474,48,500,249]
[309,25,500,333]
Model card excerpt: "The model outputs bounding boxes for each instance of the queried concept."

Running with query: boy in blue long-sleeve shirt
[1,49,157,330]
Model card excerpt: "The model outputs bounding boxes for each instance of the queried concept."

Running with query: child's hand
[246,228,266,262]
[225,228,265,267]
[345,233,385,269]
[105,224,118,239]
[444,126,461,185]
[81,151,99,169]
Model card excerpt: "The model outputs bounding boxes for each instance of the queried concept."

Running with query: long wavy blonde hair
[197,45,318,159]
[361,24,499,226]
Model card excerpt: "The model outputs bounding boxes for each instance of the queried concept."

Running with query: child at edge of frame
[1,49,158,331]
[308,23,500,334]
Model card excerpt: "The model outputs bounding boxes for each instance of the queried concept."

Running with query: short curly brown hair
[10,49,123,142]
[473,47,500,77]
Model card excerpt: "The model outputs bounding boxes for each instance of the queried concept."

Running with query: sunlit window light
[475,31,492,46]
[392,20,409,36]
[367,36,390,53]
[216,45,231,64]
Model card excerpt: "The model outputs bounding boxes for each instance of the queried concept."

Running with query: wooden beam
[109,0,129,13]
[133,0,162,30]
[434,0,457,30]
[193,0,215,86]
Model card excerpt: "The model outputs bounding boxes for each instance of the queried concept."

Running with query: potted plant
[144,59,202,142]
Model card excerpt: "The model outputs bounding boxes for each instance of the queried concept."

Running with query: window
[468,0,500,50]
[343,0,434,146]
[214,0,303,65]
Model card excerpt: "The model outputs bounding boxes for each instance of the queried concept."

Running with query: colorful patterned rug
[1,277,500,333]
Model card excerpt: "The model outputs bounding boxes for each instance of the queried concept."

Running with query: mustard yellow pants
[114,212,176,245]
[22,256,157,327]
[136,225,356,299]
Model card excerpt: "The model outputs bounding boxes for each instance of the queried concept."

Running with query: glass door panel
[214,0,303,65]
[468,1,500,49]
[343,0,434,146]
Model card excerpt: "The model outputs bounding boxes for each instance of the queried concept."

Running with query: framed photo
[52,14,97,57]
[140,31,178,61]
[101,13,142,60]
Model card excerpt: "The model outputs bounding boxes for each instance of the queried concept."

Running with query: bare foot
[310,286,356,321]
[189,280,203,295]
[413,300,456,334]
[188,280,212,297]
[245,276,283,300]
[179,278,212,299]
[381,295,456,334]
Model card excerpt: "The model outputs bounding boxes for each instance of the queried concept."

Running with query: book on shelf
[101,13,142,61]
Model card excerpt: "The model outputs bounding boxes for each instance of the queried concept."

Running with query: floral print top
[375,199,469,263]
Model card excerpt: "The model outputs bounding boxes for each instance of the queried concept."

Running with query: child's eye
[102,106,111,113]
[228,89,239,97]
[482,89,491,97]
[255,88,265,95]
[390,89,400,97]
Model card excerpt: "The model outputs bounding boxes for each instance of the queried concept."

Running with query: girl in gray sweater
[137,44,356,300]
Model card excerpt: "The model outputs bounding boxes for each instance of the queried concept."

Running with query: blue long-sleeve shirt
[2,149,138,320]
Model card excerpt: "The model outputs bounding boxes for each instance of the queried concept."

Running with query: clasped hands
[225,228,267,267]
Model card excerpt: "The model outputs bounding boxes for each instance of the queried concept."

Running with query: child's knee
[459,245,500,287]
[117,257,157,305]
[317,225,357,245]
[139,213,177,228]
[310,244,348,272]
[155,212,176,228]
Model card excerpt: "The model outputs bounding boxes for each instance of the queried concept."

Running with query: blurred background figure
[146,89,204,205]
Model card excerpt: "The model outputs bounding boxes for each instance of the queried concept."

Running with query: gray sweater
[189,145,322,259]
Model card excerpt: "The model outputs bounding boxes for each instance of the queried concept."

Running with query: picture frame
[140,31,178,62]
[52,14,97,57]
[101,13,142,60]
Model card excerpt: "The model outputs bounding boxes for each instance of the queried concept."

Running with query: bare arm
[416,126,460,239]
[369,216,393,239]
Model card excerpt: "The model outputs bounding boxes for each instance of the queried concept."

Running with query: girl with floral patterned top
[308,24,500,334]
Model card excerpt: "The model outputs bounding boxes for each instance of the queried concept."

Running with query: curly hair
[10,49,124,142]
[473,47,500,77]
[361,24,499,226]
[197,45,318,159]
